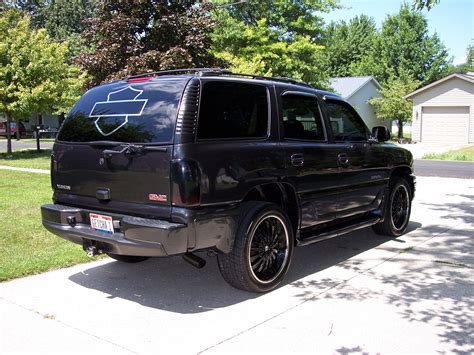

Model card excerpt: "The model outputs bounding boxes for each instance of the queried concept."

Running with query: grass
[390,131,412,143]
[0,149,51,170]
[0,170,92,281]
[422,146,474,161]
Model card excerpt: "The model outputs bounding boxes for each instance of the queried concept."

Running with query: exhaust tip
[182,252,206,269]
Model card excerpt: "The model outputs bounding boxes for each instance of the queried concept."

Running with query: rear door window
[57,78,188,143]
[281,94,326,141]
[197,81,269,140]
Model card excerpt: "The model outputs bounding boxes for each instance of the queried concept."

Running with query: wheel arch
[390,166,415,198]
[242,182,300,240]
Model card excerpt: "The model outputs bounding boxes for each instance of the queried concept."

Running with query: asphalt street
[0,139,54,151]
[414,159,474,179]
[1,176,473,354]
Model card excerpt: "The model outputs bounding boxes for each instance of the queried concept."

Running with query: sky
[323,0,473,65]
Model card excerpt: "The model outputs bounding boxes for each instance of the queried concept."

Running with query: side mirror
[371,126,391,142]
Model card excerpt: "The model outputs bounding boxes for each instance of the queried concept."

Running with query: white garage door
[421,106,469,144]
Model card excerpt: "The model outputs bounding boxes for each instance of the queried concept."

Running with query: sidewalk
[0,165,49,174]
[1,176,473,354]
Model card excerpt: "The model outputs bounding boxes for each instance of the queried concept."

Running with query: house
[0,112,61,135]
[329,76,384,129]
[24,113,62,133]
[404,72,474,145]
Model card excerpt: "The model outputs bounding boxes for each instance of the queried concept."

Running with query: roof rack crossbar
[125,68,313,88]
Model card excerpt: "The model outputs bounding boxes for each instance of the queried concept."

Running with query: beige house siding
[411,77,474,143]
[348,80,383,129]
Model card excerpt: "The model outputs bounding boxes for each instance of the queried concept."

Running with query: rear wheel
[373,177,412,237]
[107,254,149,263]
[218,202,293,293]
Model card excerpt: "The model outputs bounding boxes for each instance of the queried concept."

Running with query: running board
[296,217,381,246]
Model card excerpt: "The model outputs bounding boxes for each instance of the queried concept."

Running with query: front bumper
[41,204,189,257]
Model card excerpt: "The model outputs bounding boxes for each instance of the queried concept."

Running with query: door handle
[291,154,304,167]
[338,153,350,166]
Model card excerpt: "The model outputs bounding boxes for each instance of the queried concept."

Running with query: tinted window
[326,101,368,142]
[57,79,187,143]
[282,94,325,141]
[197,81,268,139]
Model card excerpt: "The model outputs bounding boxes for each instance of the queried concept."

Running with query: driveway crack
[0,297,138,354]
[198,220,467,354]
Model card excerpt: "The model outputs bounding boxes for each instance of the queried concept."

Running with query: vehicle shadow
[290,221,474,354]
[68,221,422,314]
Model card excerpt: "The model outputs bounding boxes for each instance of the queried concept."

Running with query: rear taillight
[171,159,201,207]
[50,153,56,189]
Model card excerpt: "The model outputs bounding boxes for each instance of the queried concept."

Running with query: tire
[372,177,412,237]
[107,253,150,263]
[217,202,294,293]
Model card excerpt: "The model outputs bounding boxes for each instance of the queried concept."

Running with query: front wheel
[373,177,412,237]
[218,202,294,293]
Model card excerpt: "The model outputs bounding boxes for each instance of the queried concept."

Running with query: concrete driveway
[1,176,473,354]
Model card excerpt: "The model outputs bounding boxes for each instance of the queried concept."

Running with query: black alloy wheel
[373,177,412,237]
[218,202,294,292]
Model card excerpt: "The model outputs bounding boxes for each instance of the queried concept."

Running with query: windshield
[57,78,188,144]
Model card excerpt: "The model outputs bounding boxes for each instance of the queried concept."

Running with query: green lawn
[0,149,51,170]
[0,170,92,281]
[422,146,474,161]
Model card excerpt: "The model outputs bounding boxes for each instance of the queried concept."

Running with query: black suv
[41,68,415,292]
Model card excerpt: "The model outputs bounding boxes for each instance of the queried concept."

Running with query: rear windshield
[57,78,187,143]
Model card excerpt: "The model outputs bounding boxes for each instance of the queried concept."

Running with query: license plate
[90,213,114,234]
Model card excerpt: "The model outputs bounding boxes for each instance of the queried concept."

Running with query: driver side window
[326,101,368,142]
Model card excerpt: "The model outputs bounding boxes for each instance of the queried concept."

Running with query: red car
[0,120,27,137]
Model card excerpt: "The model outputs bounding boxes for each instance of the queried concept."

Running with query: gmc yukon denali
[41,68,415,292]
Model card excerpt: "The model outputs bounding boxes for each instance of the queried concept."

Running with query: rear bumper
[41,204,189,257]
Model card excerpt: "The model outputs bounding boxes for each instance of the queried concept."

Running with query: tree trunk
[15,117,21,140]
[5,113,13,157]
[397,120,404,139]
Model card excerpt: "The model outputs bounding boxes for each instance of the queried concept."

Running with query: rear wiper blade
[102,144,167,158]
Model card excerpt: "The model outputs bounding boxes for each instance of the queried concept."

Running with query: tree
[215,0,340,42]
[211,0,339,87]
[0,10,86,154]
[75,0,219,87]
[412,0,440,11]
[351,5,451,86]
[4,0,96,57]
[38,0,95,41]
[36,0,95,57]
[449,44,474,74]
[369,74,419,139]
[323,15,376,77]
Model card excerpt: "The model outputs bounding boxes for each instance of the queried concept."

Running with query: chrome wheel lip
[390,184,410,231]
[247,214,290,285]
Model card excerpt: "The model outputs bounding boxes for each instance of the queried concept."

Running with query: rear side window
[57,79,187,143]
[197,81,269,140]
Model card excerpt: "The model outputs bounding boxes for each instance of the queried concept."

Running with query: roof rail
[125,68,231,80]
[124,68,313,88]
